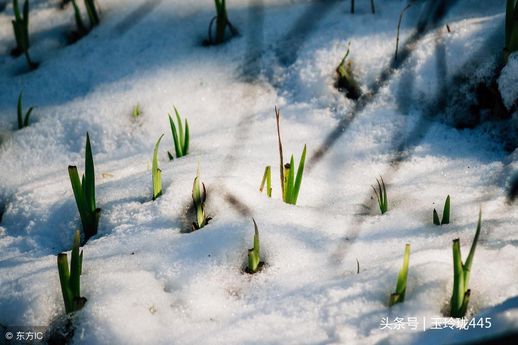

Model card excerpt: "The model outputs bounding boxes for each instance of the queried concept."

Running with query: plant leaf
[291,145,306,205]
[441,195,450,225]
[152,134,164,200]
[433,209,440,225]
[286,156,295,204]
[169,114,182,158]
[381,176,388,213]
[183,119,190,155]
[57,253,73,314]
[451,238,465,317]
[174,107,184,152]
[463,209,482,288]
[17,92,23,129]
[24,107,33,127]
[68,166,88,231]
[70,230,81,298]
[395,244,410,300]
[84,133,96,212]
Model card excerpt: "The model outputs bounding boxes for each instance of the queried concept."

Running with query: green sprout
[336,43,362,100]
[275,107,307,205]
[132,103,142,118]
[68,132,101,242]
[389,243,410,306]
[57,230,87,314]
[246,218,263,274]
[281,146,307,205]
[84,0,100,27]
[207,0,239,45]
[70,0,88,38]
[11,0,37,69]
[450,210,482,318]
[152,134,164,200]
[505,0,518,62]
[433,195,450,225]
[167,107,189,160]
[371,176,388,214]
[259,166,272,198]
[192,170,208,230]
[16,91,33,129]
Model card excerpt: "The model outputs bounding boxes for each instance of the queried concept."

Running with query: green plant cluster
[16,91,33,129]
[207,0,239,45]
[259,107,307,205]
[11,0,36,68]
[57,230,87,314]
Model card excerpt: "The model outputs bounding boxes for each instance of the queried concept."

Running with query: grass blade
[152,134,164,200]
[168,114,182,158]
[259,166,272,198]
[275,107,285,198]
[291,144,307,204]
[71,0,87,35]
[192,173,207,230]
[68,166,88,230]
[247,218,261,273]
[381,176,388,213]
[69,230,81,298]
[183,119,190,155]
[17,92,23,129]
[23,107,33,127]
[287,156,295,203]
[396,244,411,298]
[463,209,482,287]
[57,253,73,314]
[441,195,450,225]
[84,133,96,212]
[174,107,184,152]
[433,209,440,225]
[390,243,410,306]
[451,238,465,317]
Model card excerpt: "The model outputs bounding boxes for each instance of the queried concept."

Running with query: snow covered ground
[0,0,517,344]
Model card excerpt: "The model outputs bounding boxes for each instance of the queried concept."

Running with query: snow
[0,0,517,344]
[498,52,518,110]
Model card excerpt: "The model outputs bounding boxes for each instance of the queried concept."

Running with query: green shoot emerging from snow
[389,243,410,306]
[11,0,37,69]
[282,146,307,205]
[450,210,482,318]
[17,91,33,129]
[192,170,208,230]
[57,230,87,314]
[68,133,100,242]
[167,107,190,160]
[505,0,518,62]
[84,0,100,27]
[152,134,164,200]
[70,0,87,37]
[275,107,307,205]
[132,103,142,118]
[335,43,361,100]
[259,166,272,197]
[372,176,388,214]
[433,195,450,225]
[247,218,262,274]
[207,0,239,45]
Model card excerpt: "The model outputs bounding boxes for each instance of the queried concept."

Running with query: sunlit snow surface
[0,1,517,344]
